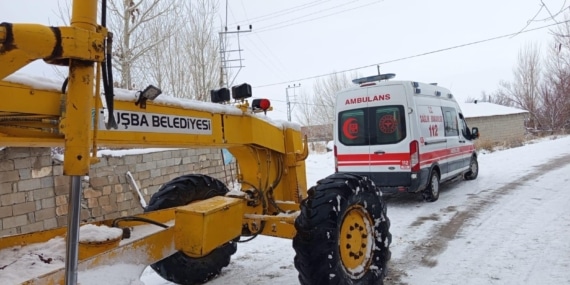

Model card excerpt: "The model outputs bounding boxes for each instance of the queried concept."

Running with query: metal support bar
[62,0,97,176]
[65,176,82,285]
[63,0,98,284]
[126,171,147,208]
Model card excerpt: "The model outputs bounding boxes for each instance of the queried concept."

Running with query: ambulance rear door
[336,88,371,174]
[367,84,411,186]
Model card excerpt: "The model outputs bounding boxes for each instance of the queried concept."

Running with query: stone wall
[466,113,527,145]
[0,147,236,237]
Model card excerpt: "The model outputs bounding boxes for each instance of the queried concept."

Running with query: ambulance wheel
[464,156,479,180]
[293,173,392,285]
[145,174,237,285]
[423,170,440,202]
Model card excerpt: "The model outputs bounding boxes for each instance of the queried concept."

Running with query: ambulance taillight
[334,145,338,172]
[410,140,420,172]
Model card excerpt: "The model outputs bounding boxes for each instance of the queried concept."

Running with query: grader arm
[0,0,309,284]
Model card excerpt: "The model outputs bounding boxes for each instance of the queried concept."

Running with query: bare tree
[539,19,570,132]
[514,43,542,129]
[185,0,221,101]
[538,81,570,131]
[295,90,315,126]
[311,72,357,126]
[294,72,357,142]
[138,0,221,100]
[477,85,514,106]
[139,5,191,98]
[55,0,221,101]
[107,0,179,90]
[493,43,542,129]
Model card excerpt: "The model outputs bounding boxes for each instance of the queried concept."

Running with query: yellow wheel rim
[339,205,373,277]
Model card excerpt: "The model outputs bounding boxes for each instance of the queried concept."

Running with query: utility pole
[219,25,252,88]
[286,83,301,122]
[219,0,252,88]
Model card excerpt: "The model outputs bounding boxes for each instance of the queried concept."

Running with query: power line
[530,2,569,22]
[231,0,329,26]
[512,3,545,38]
[241,37,290,78]
[255,20,570,89]
[254,0,361,31]
[253,0,382,34]
[231,0,382,35]
[233,3,292,80]
[261,97,329,108]
[228,0,383,81]
[542,0,562,24]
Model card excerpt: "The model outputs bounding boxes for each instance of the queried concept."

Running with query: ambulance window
[443,107,459,137]
[339,109,367,146]
[459,113,471,138]
[371,105,406,145]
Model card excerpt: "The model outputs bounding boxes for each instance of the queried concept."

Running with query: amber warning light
[252,99,271,114]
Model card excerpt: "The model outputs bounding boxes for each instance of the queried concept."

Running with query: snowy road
[387,150,570,284]
[399,162,570,284]
[142,136,570,285]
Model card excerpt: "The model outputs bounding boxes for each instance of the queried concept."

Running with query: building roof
[458,101,528,118]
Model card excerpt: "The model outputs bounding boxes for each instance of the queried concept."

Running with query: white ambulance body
[334,74,479,202]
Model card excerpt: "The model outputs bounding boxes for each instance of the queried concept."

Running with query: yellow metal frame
[0,0,309,284]
[175,196,243,257]
[21,226,177,285]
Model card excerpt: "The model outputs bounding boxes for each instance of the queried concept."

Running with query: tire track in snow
[385,153,570,284]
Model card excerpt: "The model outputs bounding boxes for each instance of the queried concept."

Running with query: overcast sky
[1,0,566,122]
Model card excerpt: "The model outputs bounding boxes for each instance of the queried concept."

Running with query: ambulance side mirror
[471,127,479,140]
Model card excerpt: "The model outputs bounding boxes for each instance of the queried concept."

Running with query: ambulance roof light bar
[352,73,396,85]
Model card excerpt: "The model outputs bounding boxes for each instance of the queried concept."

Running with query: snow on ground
[2,136,569,284]
[140,236,297,285]
[141,135,570,285]
[78,224,123,243]
[0,237,66,284]
[402,164,570,284]
[385,135,570,285]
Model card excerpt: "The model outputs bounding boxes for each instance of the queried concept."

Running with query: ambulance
[334,74,479,202]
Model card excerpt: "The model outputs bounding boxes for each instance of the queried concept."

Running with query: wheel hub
[339,205,373,277]
[432,176,439,195]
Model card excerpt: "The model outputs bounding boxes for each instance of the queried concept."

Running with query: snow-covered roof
[458,101,528,118]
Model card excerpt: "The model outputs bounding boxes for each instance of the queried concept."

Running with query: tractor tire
[144,174,237,285]
[422,170,440,202]
[464,156,479,180]
[293,173,392,285]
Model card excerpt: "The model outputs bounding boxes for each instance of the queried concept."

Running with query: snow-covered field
[142,135,570,285]
[2,136,569,284]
